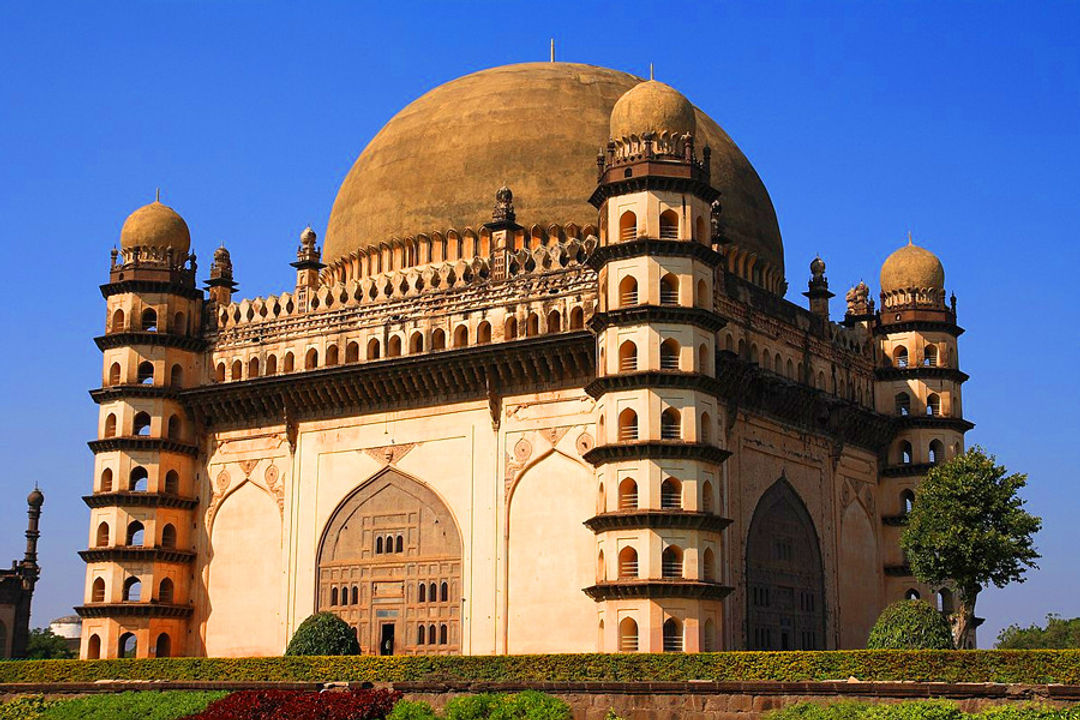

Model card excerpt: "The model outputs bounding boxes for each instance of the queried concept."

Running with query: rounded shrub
[867,600,954,650]
[284,612,360,656]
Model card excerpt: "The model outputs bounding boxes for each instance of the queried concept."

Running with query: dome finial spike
[649,63,654,81]
[155,187,160,203]
[908,229,913,245]
[550,38,554,63]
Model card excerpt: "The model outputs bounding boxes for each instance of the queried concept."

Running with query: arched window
[345,342,360,363]
[164,470,179,495]
[698,344,709,374]
[263,354,277,375]
[396,535,404,553]
[160,523,177,549]
[618,408,638,441]
[661,408,681,439]
[660,339,680,370]
[503,317,518,341]
[750,344,760,364]
[231,360,242,380]
[385,535,395,553]
[661,478,682,509]
[618,478,638,509]
[119,632,137,659]
[173,311,185,334]
[598,414,606,443]
[439,624,448,645]
[546,310,561,333]
[924,345,938,367]
[122,577,142,602]
[618,617,638,652]
[429,583,437,601]
[170,364,183,387]
[526,313,540,336]
[662,617,683,652]
[167,414,182,441]
[367,338,381,360]
[282,352,295,373]
[660,273,679,305]
[326,345,340,366]
[893,346,909,368]
[895,392,911,416]
[900,489,915,515]
[703,547,716,581]
[91,577,106,603]
[155,633,171,658]
[305,348,318,370]
[352,586,358,604]
[619,211,637,242]
[375,536,383,554]
[418,583,426,602]
[216,362,226,382]
[701,411,712,444]
[387,335,402,357]
[158,578,174,604]
[477,321,492,344]
[900,441,913,465]
[428,624,436,644]
[104,413,117,438]
[418,625,426,645]
[662,546,683,578]
[702,480,715,513]
[618,340,638,372]
[905,588,920,600]
[129,466,148,491]
[938,588,955,614]
[929,439,945,464]
[659,209,679,239]
[570,307,584,329]
[110,308,125,334]
[440,582,449,602]
[137,361,154,385]
[100,467,113,492]
[410,332,425,353]
[248,357,260,378]
[125,521,144,547]
[108,362,122,386]
[926,393,941,416]
[87,633,102,659]
[618,276,639,307]
[431,328,446,350]
[453,325,468,348]
[331,587,339,605]
[785,358,794,378]
[703,618,717,652]
[696,216,706,244]
[141,308,157,332]
[618,546,638,578]
[696,278,708,308]
[596,482,606,513]
[95,521,110,547]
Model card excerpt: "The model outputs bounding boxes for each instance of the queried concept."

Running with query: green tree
[24,627,76,659]
[996,615,1080,649]
[867,599,954,650]
[284,612,360,656]
[901,446,1041,648]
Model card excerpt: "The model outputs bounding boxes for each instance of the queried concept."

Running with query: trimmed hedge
[0,651,1079,685]
[285,612,361,657]
[0,691,226,720]
[769,701,1080,720]
[867,601,955,650]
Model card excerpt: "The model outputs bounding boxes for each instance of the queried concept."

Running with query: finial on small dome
[550,38,555,63]
[155,187,160,203]
[649,63,654,81]
[908,230,913,245]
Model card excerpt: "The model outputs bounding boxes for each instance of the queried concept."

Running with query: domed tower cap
[610,80,696,140]
[120,196,191,253]
[880,235,944,293]
[27,487,44,507]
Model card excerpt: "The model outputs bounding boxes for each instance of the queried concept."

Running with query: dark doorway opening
[379,623,395,656]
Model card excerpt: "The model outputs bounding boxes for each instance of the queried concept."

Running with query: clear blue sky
[1,2,1077,646]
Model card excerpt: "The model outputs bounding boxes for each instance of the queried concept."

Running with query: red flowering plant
[181,688,402,720]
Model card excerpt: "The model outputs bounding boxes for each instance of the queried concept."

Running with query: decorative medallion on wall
[504,436,534,489]
[575,431,594,456]
[265,464,284,516]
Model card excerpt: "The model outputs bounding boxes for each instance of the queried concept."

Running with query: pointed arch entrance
[317,468,462,655]
[745,478,825,650]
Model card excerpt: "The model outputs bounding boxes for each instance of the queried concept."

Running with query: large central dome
[325,62,784,277]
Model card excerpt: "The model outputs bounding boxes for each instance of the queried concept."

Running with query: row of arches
[614,273,709,309]
[903,587,955,614]
[417,623,450,646]
[330,585,360,606]
[375,534,404,554]
[726,334,874,405]
[602,477,715,513]
[895,391,944,417]
[417,581,451,603]
[98,466,180,495]
[606,209,709,246]
[94,520,177,548]
[108,307,187,335]
[600,407,713,444]
[214,307,587,382]
[85,631,172,659]
[90,576,174,604]
[890,344,947,369]
[601,545,716,582]
[614,616,697,653]
[896,439,952,465]
[107,361,184,388]
[102,412,185,441]
[610,338,710,374]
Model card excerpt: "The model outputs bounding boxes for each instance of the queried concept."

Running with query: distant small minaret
[22,488,43,586]
[205,244,238,305]
[803,256,833,320]
[292,227,324,308]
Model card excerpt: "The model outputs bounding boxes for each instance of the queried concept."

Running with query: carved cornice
[82,492,199,510]
[182,332,595,428]
[585,371,721,400]
[586,238,724,270]
[89,386,181,404]
[589,175,719,208]
[78,547,195,564]
[874,320,964,337]
[99,279,202,301]
[875,366,970,383]
[583,579,733,601]
[584,510,732,533]
[94,332,206,352]
[75,603,194,619]
[894,415,974,432]
[589,306,727,334]
[582,441,731,466]
[87,437,199,457]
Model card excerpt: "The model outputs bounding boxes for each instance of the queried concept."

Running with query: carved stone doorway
[745,479,825,650]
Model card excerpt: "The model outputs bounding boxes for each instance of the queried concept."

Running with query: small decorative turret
[485,187,523,281]
[845,281,873,319]
[205,244,238,305]
[492,185,516,225]
[22,488,43,586]
[291,226,325,305]
[803,256,834,320]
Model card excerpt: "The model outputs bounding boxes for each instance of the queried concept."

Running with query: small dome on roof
[120,200,190,252]
[610,80,696,140]
[880,238,944,293]
[27,488,44,507]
